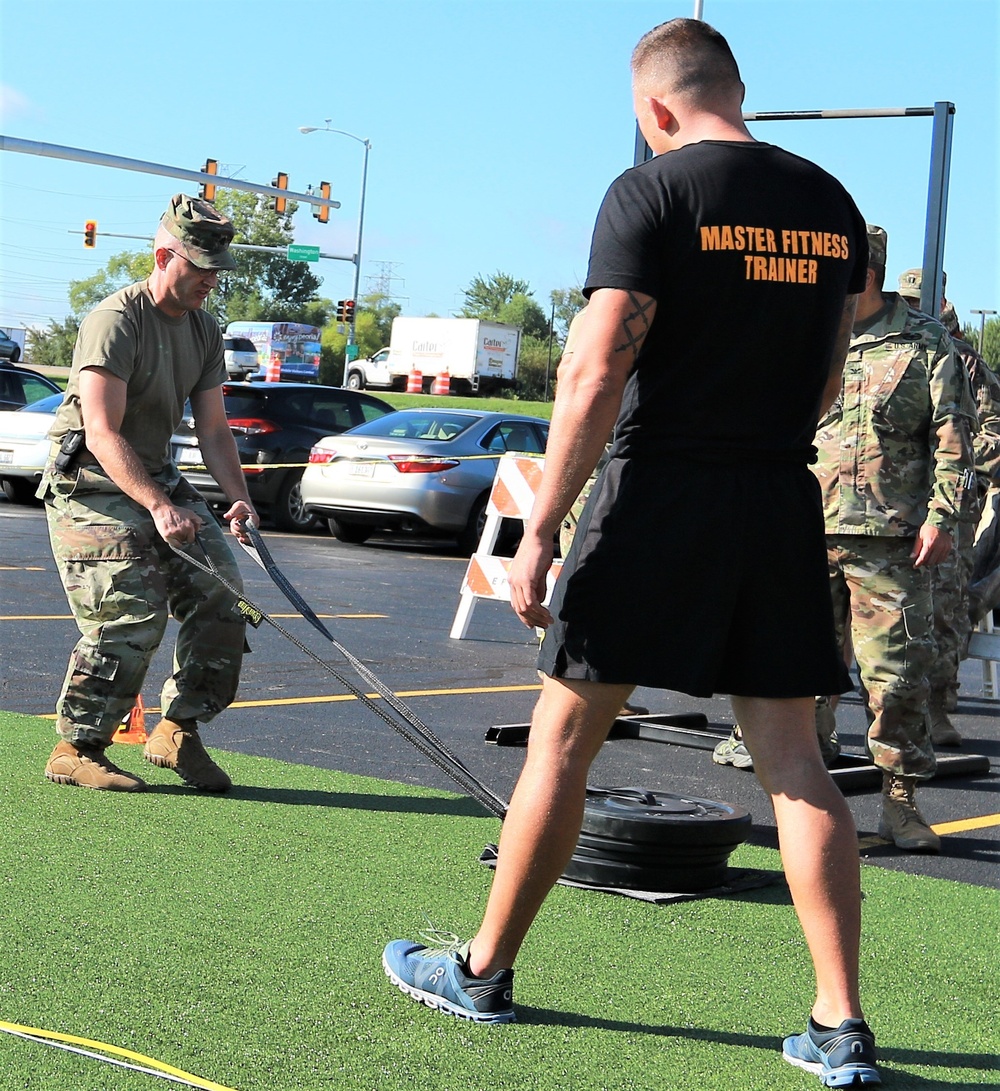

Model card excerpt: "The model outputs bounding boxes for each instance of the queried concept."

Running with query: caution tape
[0,1019,238,1090]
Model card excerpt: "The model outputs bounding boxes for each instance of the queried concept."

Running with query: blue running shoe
[783,1017,881,1087]
[382,935,515,1024]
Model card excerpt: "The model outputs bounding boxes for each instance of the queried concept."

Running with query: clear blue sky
[1,0,996,335]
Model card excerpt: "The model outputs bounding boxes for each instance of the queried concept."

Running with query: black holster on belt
[53,429,86,473]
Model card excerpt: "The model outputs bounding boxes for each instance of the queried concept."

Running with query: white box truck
[345,317,520,395]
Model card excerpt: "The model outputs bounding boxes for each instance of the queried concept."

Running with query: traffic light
[313,181,331,224]
[200,159,218,202]
[269,172,288,214]
[83,220,98,248]
[343,299,356,324]
[335,300,347,323]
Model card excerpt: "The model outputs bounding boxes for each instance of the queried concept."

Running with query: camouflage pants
[927,521,975,709]
[43,467,246,747]
[828,535,936,778]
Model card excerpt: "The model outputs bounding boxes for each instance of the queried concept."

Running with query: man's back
[587,140,867,460]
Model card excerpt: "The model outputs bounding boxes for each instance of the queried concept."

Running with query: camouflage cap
[898,266,947,301]
[898,267,923,300]
[866,224,887,268]
[159,194,237,271]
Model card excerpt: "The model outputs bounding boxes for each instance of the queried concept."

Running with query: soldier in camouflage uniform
[39,195,258,793]
[813,227,977,852]
[898,271,1000,746]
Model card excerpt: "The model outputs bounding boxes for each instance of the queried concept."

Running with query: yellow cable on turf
[0,1020,237,1091]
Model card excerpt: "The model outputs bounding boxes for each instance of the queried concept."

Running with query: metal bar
[920,101,955,316]
[743,106,949,121]
[0,134,340,210]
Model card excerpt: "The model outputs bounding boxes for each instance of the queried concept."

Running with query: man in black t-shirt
[383,21,880,1085]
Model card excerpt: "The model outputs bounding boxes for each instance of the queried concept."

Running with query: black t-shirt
[584,140,868,463]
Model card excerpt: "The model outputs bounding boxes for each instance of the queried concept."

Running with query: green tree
[26,316,80,370]
[207,190,323,328]
[550,286,586,341]
[319,311,384,385]
[360,290,402,346]
[460,271,531,318]
[69,252,154,318]
[963,317,1000,368]
[497,293,550,339]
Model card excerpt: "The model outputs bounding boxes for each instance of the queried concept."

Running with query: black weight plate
[581,786,751,846]
[562,852,729,893]
[572,836,737,868]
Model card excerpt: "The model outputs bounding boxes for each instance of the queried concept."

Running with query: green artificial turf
[1,711,996,1090]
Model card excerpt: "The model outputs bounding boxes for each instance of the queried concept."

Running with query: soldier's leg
[143,485,246,792]
[927,545,966,745]
[46,484,170,747]
[157,487,246,724]
[842,537,939,852]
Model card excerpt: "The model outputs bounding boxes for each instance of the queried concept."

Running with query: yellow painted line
[0,566,46,572]
[1,612,386,622]
[931,812,1000,835]
[37,682,542,719]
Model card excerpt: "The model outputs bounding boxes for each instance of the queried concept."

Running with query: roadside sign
[287,244,320,263]
[346,344,360,361]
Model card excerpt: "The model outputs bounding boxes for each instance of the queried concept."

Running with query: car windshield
[346,412,478,442]
[20,392,64,413]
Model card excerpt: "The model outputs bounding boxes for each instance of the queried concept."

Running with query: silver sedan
[300,408,548,553]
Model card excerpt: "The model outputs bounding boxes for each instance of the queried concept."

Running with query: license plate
[177,446,203,466]
[0,450,12,464]
[349,461,374,477]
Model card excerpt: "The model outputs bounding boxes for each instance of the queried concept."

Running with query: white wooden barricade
[450,454,562,639]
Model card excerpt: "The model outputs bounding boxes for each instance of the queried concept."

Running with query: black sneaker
[782,1016,881,1086]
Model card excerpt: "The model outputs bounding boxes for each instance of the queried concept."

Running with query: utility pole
[970,309,997,356]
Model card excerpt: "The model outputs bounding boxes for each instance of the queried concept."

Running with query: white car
[224,336,260,380]
[0,391,62,504]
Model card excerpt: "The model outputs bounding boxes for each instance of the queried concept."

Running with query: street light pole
[299,121,371,384]
[970,309,997,356]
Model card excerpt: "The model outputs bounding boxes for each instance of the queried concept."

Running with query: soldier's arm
[79,366,204,545]
[817,293,858,416]
[190,385,258,542]
[918,336,977,564]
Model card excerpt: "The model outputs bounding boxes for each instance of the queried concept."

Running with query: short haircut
[870,264,886,291]
[631,18,742,102]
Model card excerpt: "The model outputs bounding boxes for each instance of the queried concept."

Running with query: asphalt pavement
[2,495,997,890]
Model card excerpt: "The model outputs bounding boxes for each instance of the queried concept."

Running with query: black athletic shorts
[537,455,852,699]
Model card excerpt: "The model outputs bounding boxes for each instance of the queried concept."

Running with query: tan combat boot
[144,718,232,793]
[927,693,962,747]
[878,775,941,853]
[45,740,146,791]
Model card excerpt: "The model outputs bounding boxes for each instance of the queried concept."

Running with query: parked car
[0,361,61,412]
[0,331,23,363]
[223,336,260,380]
[0,391,63,504]
[170,382,395,532]
[300,408,549,553]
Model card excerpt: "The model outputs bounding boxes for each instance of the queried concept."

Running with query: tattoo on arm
[614,293,655,362]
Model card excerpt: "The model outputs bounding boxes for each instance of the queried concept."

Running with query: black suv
[170,383,395,531]
[0,361,61,412]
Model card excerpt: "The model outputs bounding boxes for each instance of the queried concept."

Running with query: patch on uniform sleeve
[233,598,263,628]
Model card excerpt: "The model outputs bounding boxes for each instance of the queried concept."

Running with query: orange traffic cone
[266,351,281,382]
[431,370,450,396]
[113,694,147,745]
[406,368,423,394]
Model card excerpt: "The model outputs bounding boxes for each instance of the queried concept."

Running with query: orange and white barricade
[450,454,562,639]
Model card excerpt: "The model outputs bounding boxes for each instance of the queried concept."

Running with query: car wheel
[327,517,372,544]
[273,471,320,533]
[9,346,20,363]
[345,371,364,390]
[2,477,40,505]
[457,492,489,555]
